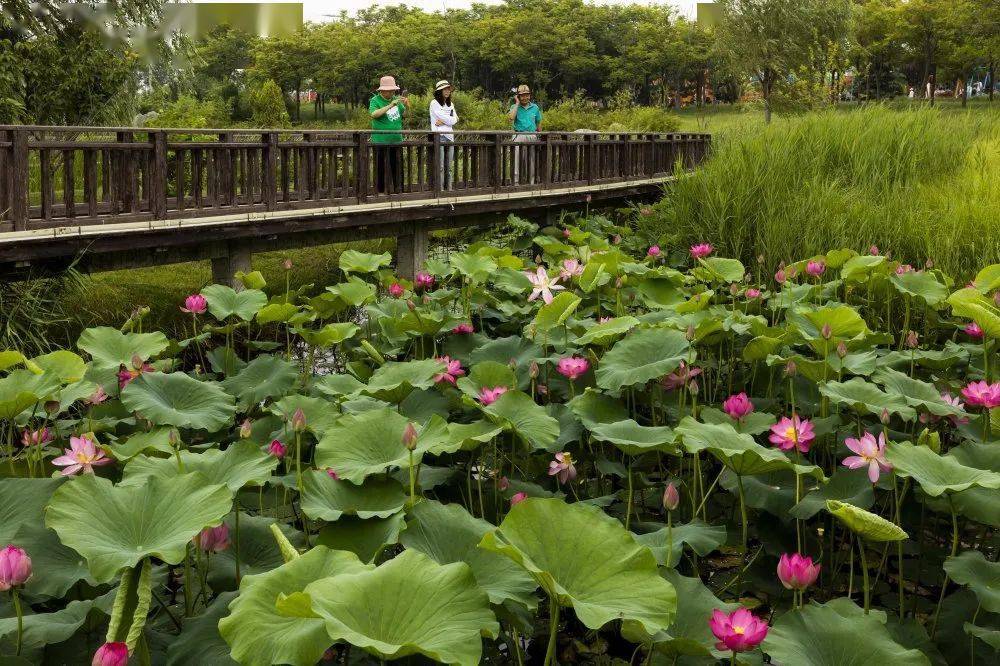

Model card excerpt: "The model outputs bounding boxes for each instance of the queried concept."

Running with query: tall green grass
[642,105,1000,278]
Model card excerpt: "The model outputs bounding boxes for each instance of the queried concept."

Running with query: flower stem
[295,431,303,496]
[12,588,23,656]
[666,512,673,566]
[858,536,870,614]
[931,497,960,637]
[234,509,241,585]
[408,449,416,506]
[544,593,560,666]
[736,472,748,554]
[624,456,634,531]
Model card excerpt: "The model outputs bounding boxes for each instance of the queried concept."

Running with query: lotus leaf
[825,500,907,541]
[596,328,690,392]
[201,285,268,321]
[300,470,407,521]
[886,441,1000,497]
[121,372,236,432]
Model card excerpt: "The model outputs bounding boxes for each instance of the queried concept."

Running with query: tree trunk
[295,84,301,121]
[990,61,995,102]
[960,78,967,107]
[929,73,935,107]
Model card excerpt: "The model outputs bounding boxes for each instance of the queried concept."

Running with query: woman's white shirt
[429,99,458,141]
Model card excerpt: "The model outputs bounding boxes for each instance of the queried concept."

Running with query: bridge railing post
[492,134,503,192]
[262,132,277,210]
[149,130,167,219]
[9,129,28,231]
[354,132,369,204]
[431,132,442,198]
[540,134,552,187]
[586,134,596,185]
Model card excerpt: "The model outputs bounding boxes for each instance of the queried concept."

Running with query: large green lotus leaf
[531,291,581,335]
[456,360,518,398]
[221,355,298,411]
[301,469,407,521]
[0,369,62,418]
[417,419,505,456]
[292,549,498,665]
[695,256,745,283]
[926,442,1000,526]
[481,390,559,451]
[450,252,497,283]
[588,419,676,456]
[699,406,776,436]
[948,288,1000,338]
[790,305,870,340]
[297,322,360,348]
[763,599,930,665]
[166,591,237,666]
[45,472,233,582]
[840,254,886,281]
[578,261,611,293]
[873,368,968,418]
[339,249,391,273]
[313,373,366,399]
[675,417,822,479]
[974,264,1000,292]
[271,394,341,436]
[315,513,407,563]
[825,500,907,542]
[819,378,916,420]
[29,350,86,383]
[966,623,1000,651]
[469,335,543,383]
[77,326,169,366]
[944,551,1000,613]
[111,427,175,459]
[363,359,442,402]
[315,407,438,482]
[0,477,62,543]
[219,546,372,666]
[890,270,949,306]
[201,284,268,321]
[886,441,1000,497]
[573,316,640,346]
[621,569,738,658]
[209,514,305,592]
[254,302,299,325]
[326,276,377,307]
[479,498,676,635]
[121,441,277,492]
[790,469,875,519]
[569,388,628,428]
[596,328,690,393]
[0,597,103,651]
[0,350,27,371]
[633,520,727,567]
[399,500,538,608]
[121,372,236,432]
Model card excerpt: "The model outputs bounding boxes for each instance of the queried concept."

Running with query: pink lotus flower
[118,362,154,390]
[598,316,613,324]
[556,356,589,381]
[769,415,815,453]
[326,469,340,480]
[895,264,914,275]
[548,452,577,484]
[21,427,53,447]
[560,259,584,280]
[709,608,769,654]
[433,356,465,385]
[414,272,435,290]
[92,642,129,666]
[478,386,508,406]
[268,440,287,458]
[510,491,528,506]
[562,227,572,238]
[498,476,510,491]
[662,483,680,511]
[51,435,113,476]
[722,393,754,421]
[775,269,787,285]
[661,362,702,391]
[180,294,207,314]
[239,419,253,439]
[745,288,761,299]
[777,553,821,591]
[388,283,405,298]
[451,322,475,334]
[690,243,713,259]
[525,266,564,304]
[85,385,108,405]
[193,524,230,553]
[842,431,892,483]
[869,245,880,256]
[0,546,32,590]
[939,392,969,426]
[961,381,1000,409]
[964,322,984,339]
[806,260,826,277]
[291,408,307,433]
[647,245,661,258]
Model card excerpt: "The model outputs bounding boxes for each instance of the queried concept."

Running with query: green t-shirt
[369,94,406,144]
[512,102,542,132]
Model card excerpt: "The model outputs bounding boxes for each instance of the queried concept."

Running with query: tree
[251,30,322,120]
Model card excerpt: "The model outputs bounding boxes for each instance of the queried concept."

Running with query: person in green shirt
[369,75,409,194]
[507,84,542,184]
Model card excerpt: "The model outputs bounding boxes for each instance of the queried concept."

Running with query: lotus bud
[508,358,518,370]
[239,419,253,439]
[0,545,32,590]
[662,483,680,511]
[168,428,180,448]
[131,354,143,370]
[905,330,919,349]
[322,648,336,661]
[283,258,293,271]
[585,194,592,203]
[402,422,418,451]
[326,469,340,480]
[686,325,696,341]
[388,283,404,298]
[534,254,542,264]
[510,492,528,506]
[925,258,934,269]
[498,476,510,491]
[869,245,880,256]
[775,269,787,285]
[785,360,797,377]
[688,379,700,396]
[563,228,571,238]
[86,385,108,405]
[44,399,61,415]
[537,384,548,396]
[729,283,740,296]
[268,439,287,458]
[880,408,891,425]
[757,254,765,265]
[612,234,621,244]
[92,642,129,666]
[821,323,832,340]
[615,276,624,289]
[193,524,230,553]
[291,408,307,433]
[529,361,540,379]
[406,299,417,311]
[836,341,848,358]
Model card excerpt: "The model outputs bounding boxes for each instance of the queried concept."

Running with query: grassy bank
[642,103,1000,278]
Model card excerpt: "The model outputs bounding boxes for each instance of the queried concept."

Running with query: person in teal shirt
[369,75,409,193]
[507,84,542,183]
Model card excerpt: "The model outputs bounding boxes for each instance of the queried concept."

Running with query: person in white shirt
[429,80,458,190]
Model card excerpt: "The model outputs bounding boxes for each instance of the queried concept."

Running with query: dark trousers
[374,145,403,194]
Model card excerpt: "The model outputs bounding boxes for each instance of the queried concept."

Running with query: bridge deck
[0,127,709,281]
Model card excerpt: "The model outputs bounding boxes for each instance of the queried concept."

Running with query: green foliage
[247,79,291,128]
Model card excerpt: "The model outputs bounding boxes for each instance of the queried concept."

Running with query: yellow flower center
[732,625,746,635]
[784,427,797,440]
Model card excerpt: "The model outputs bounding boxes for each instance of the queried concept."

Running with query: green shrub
[146,95,228,129]
[248,79,291,128]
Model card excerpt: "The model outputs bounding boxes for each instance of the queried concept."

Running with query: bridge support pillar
[211,241,253,289]
[395,225,428,280]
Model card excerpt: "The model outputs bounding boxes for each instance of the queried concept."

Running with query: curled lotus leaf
[825,499,907,542]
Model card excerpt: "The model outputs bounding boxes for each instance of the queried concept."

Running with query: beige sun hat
[377,75,400,91]
[435,80,452,91]
[516,84,531,95]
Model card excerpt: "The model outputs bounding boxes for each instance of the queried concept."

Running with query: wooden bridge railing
[0,126,711,233]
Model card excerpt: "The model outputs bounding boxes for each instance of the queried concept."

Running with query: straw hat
[516,84,531,95]
[435,80,452,91]
[377,75,400,91]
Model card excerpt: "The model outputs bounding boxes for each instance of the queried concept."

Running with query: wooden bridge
[0,126,710,283]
